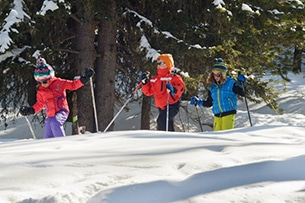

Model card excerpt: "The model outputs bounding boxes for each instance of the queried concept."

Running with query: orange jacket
[142,68,185,110]
[32,77,84,117]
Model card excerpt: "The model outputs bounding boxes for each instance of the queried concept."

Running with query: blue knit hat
[34,58,55,82]
[212,58,227,73]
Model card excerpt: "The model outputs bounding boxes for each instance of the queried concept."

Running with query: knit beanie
[157,54,174,69]
[212,58,227,73]
[34,58,55,82]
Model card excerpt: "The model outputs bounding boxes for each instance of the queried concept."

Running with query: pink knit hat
[34,58,55,82]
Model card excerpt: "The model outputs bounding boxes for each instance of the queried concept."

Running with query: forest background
[0,0,304,133]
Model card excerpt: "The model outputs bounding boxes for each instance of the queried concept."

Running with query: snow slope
[0,72,305,203]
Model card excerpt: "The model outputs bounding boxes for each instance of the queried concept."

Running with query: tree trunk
[293,46,302,73]
[73,1,96,132]
[141,95,151,130]
[71,92,79,134]
[96,0,117,132]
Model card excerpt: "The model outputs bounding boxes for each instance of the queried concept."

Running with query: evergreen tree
[95,0,117,132]
[1,0,304,132]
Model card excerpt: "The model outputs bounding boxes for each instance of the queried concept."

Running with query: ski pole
[72,115,79,134]
[24,116,37,139]
[195,105,203,132]
[104,82,143,132]
[166,90,170,132]
[242,83,253,127]
[162,79,172,132]
[90,77,99,132]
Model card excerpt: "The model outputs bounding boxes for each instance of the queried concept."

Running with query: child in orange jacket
[141,54,185,131]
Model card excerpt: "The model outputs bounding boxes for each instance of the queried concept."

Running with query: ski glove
[141,71,150,85]
[166,83,176,96]
[80,68,95,84]
[19,106,35,116]
[237,72,246,88]
[238,73,246,82]
[190,96,204,106]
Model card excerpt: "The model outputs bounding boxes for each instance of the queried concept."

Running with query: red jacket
[142,68,185,110]
[32,77,84,117]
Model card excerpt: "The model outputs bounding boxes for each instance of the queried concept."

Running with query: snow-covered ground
[1,72,305,203]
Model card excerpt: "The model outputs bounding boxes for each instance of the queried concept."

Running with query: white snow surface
[1,72,305,203]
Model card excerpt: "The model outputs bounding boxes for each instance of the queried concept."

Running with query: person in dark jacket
[190,58,246,131]
[19,58,94,138]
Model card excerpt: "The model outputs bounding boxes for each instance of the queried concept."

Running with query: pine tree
[1,0,304,132]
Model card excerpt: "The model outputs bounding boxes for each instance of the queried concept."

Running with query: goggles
[39,80,50,84]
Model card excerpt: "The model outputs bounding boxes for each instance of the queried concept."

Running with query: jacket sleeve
[32,90,45,113]
[61,78,84,91]
[141,79,154,96]
[232,82,245,96]
[171,75,185,100]
[203,91,213,107]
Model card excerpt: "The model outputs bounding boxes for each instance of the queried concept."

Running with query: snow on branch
[125,8,207,62]
[37,0,61,16]
[0,0,30,53]
[212,0,226,7]
[0,46,30,69]
[139,35,159,62]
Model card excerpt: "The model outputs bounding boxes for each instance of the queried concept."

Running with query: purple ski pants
[44,111,68,138]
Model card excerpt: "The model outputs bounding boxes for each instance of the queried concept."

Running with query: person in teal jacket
[190,58,246,131]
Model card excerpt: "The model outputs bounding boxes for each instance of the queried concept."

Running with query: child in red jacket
[141,54,185,131]
[19,58,94,138]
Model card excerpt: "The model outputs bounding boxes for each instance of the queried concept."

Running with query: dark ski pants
[44,111,68,138]
[157,101,180,131]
